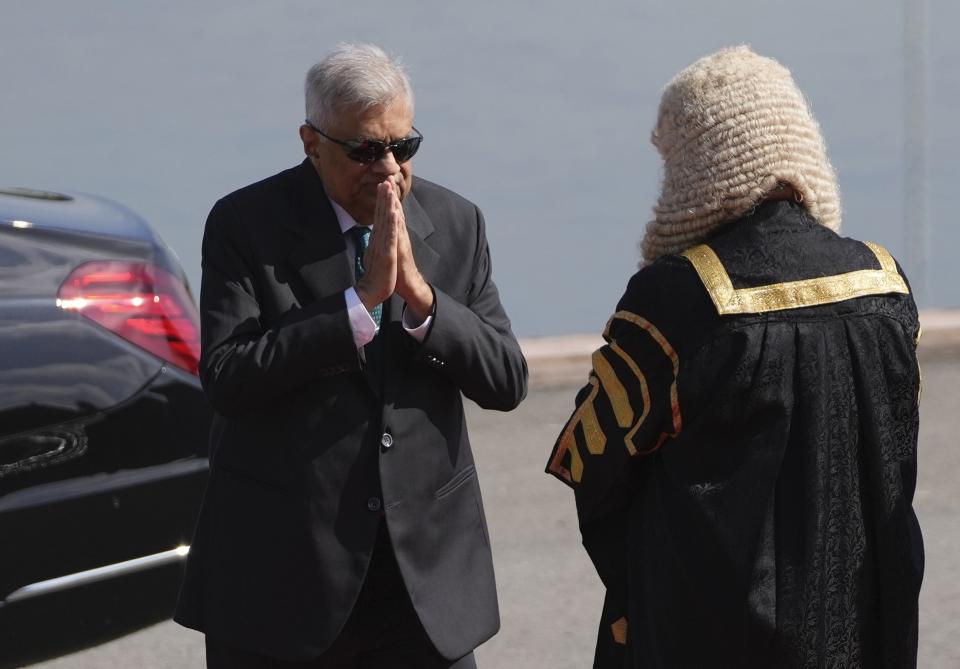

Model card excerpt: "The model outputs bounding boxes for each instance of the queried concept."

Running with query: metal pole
[904,0,929,304]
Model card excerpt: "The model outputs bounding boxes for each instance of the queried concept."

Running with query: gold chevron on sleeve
[579,392,607,456]
[548,313,683,483]
[680,241,909,315]
[608,342,650,456]
[605,311,682,441]
[549,376,604,483]
[592,348,635,429]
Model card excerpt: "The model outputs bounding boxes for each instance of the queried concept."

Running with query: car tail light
[57,261,201,375]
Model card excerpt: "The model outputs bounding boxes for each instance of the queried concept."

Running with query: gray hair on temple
[305,43,414,131]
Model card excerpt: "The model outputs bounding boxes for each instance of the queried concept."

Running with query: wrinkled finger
[372,185,392,250]
[387,197,400,238]
[373,183,386,229]
[394,200,409,246]
[385,184,403,231]
[388,207,400,248]
[394,197,404,229]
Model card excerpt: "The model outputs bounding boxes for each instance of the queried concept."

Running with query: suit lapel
[403,189,440,288]
[285,160,354,304]
[282,161,387,396]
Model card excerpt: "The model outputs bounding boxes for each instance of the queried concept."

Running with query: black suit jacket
[175,160,527,661]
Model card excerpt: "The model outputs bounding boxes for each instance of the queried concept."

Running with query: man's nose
[371,149,401,175]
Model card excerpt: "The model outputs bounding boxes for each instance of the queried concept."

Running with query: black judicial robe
[547,201,923,668]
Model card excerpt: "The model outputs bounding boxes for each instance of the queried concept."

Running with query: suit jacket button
[381,432,394,449]
[367,497,382,512]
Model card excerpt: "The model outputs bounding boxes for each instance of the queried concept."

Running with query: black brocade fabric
[569,202,923,668]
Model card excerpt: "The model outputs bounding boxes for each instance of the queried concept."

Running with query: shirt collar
[328,198,369,235]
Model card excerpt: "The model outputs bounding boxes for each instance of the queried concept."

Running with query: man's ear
[299,125,320,158]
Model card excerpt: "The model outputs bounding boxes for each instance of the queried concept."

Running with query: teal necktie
[349,226,382,327]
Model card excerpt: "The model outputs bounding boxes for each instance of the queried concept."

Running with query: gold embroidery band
[580,393,607,456]
[605,311,682,444]
[548,376,603,483]
[592,348,635,430]
[608,342,650,456]
[680,241,909,316]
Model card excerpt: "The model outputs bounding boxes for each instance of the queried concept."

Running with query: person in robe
[546,45,923,668]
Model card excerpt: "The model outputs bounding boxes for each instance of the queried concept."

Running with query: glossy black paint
[1,562,187,669]
[0,189,210,668]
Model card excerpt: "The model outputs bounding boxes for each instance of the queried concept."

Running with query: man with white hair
[176,43,527,668]
[547,46,922,667]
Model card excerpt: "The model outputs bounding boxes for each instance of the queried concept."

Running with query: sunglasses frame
[305,120,423,164]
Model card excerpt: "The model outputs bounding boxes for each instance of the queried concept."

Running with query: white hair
[304,43,414,131]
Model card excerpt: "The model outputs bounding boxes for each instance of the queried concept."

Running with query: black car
[0,187,210,667]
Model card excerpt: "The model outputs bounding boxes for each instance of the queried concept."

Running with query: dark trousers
[205,522,477,669]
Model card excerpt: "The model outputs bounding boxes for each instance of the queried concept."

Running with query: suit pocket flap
[435,464,476,499]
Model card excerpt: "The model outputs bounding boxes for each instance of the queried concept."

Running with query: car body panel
[0,187,210,667]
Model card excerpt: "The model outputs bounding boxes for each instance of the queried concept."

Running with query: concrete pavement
[28,317,960,668]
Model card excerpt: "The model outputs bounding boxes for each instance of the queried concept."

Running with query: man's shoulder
[218,162,305,210]
[410,177,476,215]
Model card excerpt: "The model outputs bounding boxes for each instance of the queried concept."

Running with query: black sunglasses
[305,120,423,164]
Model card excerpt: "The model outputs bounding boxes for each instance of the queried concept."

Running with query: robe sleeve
[545,305,682,654]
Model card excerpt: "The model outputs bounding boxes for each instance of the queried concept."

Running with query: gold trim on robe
[606,311,682,451]
[550,377,603,483]
[680,241,909,316]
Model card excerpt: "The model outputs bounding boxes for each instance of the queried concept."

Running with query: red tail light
[57,261,201,375]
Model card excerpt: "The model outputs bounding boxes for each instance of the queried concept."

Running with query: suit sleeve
[412,205,527,411]
[198,197,359,417]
